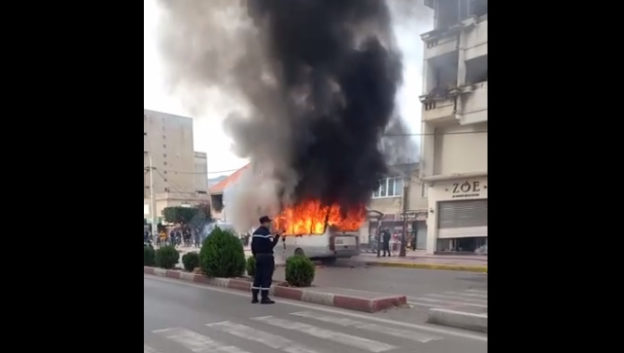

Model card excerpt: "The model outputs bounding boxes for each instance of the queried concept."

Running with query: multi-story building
[144,109,209,227]
[360,163,428,249]
[419,0,487,254]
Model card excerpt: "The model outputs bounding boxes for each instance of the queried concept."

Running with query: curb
[144,266,406,313]
[364,261,487,273]
[427,308,487,333]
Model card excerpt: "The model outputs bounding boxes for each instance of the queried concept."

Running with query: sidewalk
[352,250,487,272]
[171,246,486,272]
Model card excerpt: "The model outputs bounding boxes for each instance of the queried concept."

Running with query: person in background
[194,230,201,248]
[159,229,167,246]
[183,227,191,247]
[251,216,282,304]
[382,228,392,257]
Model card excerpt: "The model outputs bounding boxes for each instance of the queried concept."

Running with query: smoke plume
[158,0,408,232]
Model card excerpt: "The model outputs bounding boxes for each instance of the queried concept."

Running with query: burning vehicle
[273,200,365,261]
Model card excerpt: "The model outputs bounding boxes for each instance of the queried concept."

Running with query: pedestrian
[175,229,182,247]
[159,230,167,246]
[251,215,282,304]
[194,230,201,248]
[382,228,391,257]
[183,227,191,247]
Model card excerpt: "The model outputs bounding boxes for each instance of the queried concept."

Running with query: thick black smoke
[158,0,406,228]
[241,0,402,208]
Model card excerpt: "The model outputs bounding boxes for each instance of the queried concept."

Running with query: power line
[382,130,487,137]
[206,167,245,174]
[159,167,245,175]
[153,169,201,195]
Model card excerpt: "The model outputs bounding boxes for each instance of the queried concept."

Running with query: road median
[144,266,406,313]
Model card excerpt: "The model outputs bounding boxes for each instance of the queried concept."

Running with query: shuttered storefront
[438,199,487,238]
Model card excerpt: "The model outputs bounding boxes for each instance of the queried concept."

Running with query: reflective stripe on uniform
[253,234,272,238]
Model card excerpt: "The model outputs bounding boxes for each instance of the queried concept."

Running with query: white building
[144,109,209,228]
[419,0,487,254]
[360,163,428,249]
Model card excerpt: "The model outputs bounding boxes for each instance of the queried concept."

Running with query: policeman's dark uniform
[251,216,280,304]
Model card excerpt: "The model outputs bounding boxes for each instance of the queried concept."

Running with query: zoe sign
[445,179,487,199]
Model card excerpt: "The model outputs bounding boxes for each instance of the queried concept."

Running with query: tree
[162,204,212,232]
[163,206,199,224]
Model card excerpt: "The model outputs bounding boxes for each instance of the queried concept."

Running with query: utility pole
[400,176,409,257]
[148,153,158,236]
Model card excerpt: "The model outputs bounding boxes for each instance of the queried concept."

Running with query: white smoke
[222,163,298,233]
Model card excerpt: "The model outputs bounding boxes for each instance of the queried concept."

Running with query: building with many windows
[360,163,428,249]
[419,0,487,254]
[144,109,209,228]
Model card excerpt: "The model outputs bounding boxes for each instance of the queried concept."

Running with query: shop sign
[447,180,487,199]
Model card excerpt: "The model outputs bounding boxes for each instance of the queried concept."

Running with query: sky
[143,0,432,178]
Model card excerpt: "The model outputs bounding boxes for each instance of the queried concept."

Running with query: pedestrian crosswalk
[206,321,320,353]
[145,310,458,353]
[408,289,487,311]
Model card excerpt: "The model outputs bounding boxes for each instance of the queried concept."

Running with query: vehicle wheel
[294,248,305,256]
[321,257,337,265]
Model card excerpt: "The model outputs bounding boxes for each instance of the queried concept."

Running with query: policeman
[251,215,282,304]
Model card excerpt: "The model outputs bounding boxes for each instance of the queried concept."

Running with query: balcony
[422,15,487,61]
[420,94,458,125]
[458,81,487,125]
[422,29,458,61]
[421,81,487,126]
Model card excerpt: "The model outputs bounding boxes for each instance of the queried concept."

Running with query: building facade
[144,109,209,227]
[419,0,487,254]
[359,164,428,249]
[208,164,250,222]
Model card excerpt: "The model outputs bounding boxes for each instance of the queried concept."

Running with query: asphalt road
[144,275,487,353]
[273,261,488,316]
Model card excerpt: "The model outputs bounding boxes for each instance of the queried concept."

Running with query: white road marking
[291,311,442,343]
[407,301,442,308]
[153,327,250,353]
[143,344,160,353]
[413,297,488,308]
[466,289,487,294]
[444,291,487,299]
[251,316,396,352]
[206,320,321,353]
[428,293,488,303]
[144,275,488,342]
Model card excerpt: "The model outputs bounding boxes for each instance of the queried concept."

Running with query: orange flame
[274,200,365,235]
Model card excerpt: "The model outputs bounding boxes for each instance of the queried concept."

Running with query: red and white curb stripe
[144,266,406,313]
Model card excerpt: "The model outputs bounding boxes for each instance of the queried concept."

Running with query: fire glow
[274,200,366,235]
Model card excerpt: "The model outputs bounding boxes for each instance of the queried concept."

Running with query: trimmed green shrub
[155,245,179,269]
[144,245,155,266]
[200,226,245,277]
[285,255,315,287]
[182,252,200,272]
[246,256,256,277]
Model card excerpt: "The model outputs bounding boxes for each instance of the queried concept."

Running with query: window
[163,144,167,148]
[465,55,487,84]
[372,177,404,198]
